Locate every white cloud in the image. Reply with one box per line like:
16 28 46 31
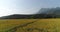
0 8 16 17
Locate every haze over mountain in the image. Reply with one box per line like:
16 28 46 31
38 7 60 14
0 7 60 19
0 0 60 17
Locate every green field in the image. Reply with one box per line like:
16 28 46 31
0 19 60 32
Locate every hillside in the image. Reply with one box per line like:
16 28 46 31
0 14 54 19
0 7 60 19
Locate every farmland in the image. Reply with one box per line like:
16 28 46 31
0 19 60 32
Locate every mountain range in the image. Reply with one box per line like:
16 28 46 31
0 7 60 19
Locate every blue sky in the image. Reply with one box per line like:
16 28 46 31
0 0 60 16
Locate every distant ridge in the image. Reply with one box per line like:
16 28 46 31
0 14 35 19
1 7 60 19
0 14 56 19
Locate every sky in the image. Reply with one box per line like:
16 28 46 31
0 0 60 17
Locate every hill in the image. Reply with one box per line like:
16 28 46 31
0 14 55 19
1 7 60 19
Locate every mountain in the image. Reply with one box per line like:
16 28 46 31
39 7 60 15
0 14 34 19
37 7 60 18
37 8 50 14
0 14 54 19
0 7 60 19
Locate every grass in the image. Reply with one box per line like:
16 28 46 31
0 19 60 32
